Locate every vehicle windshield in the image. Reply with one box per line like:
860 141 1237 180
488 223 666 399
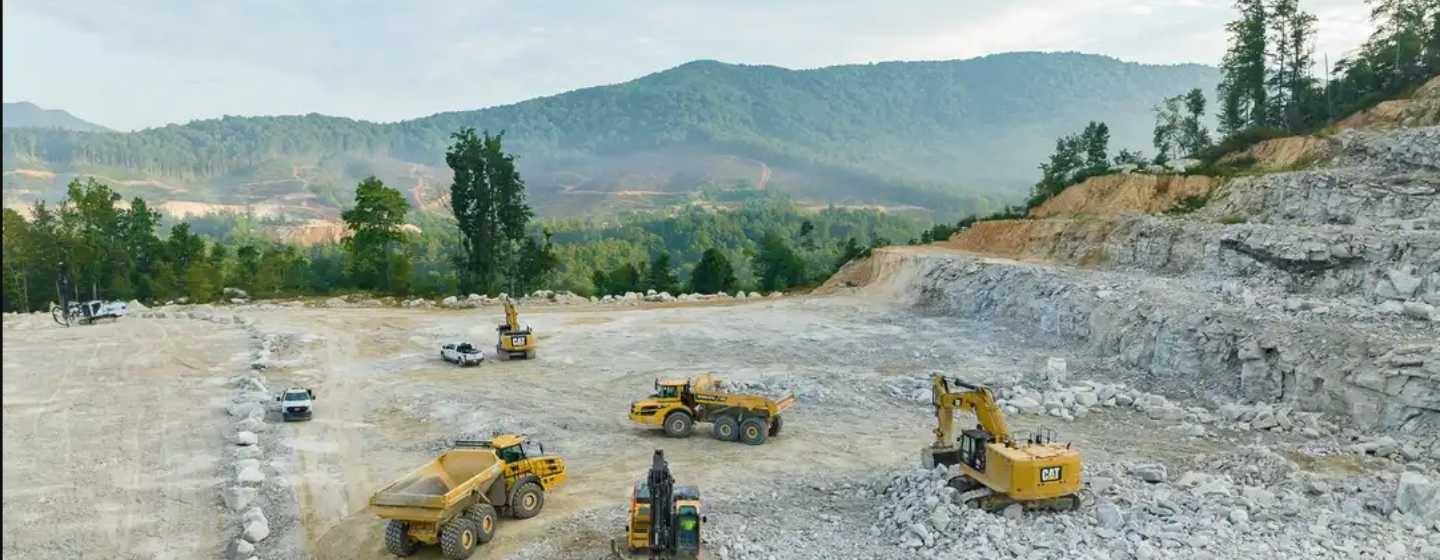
284 392 308 401
655 385 680 399
497 445 525 462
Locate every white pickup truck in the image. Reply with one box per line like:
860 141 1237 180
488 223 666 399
277 388 315 421
441 342 485 366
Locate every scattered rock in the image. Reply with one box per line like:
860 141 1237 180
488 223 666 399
1129 463 1168 483
233 431 258 446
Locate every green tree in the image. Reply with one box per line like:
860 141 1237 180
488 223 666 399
646 252 680 294
447 128 533 295
1180 88 1214 154
1218 0 1270 135
689 248 737 294
754 232 807 291
1267 0 1319 130
340 176 411 292
2 209 32 311
515 231 560 295
835 237 869 271
1080 121 1111 172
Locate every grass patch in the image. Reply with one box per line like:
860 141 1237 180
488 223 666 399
1165 194 1211 215
1218 215 1247 225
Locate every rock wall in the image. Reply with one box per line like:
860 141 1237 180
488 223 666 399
904 251 1439 432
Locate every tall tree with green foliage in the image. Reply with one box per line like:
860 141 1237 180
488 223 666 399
515 231 560 295
646 252 680 294
1219 0 1270 135
689 248 737 294
1180 89 1214 154
754 232 807 291
341 176 411 292
447 128 533 294
2 208 32 311
1080 121 1111 172
1268 0 1319 130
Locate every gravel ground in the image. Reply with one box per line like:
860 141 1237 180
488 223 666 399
4 289 1437 560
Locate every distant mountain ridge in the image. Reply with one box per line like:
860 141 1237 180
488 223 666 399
2 52 1218 219
3 101 111 132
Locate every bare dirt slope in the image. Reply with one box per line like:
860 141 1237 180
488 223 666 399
2 314 251 559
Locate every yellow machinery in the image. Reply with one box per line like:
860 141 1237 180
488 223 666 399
369 435 566 559
496 301 537 360
629 374 794 445
923 375 1082 511
625 450 703 559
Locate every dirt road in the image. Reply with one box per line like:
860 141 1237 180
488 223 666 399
2 315 250 559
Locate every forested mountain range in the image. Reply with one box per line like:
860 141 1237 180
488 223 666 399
2 102 111 132
2 52 1218 219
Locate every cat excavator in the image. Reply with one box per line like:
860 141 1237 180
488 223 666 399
922 374 1082 512
620 450 703 559
496 300 537 360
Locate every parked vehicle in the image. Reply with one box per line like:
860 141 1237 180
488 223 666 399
441 343 485 366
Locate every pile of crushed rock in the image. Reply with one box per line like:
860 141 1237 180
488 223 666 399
872 447 1439 559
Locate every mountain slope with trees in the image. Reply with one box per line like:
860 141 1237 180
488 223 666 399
2 53 1218 218
2 102 111 132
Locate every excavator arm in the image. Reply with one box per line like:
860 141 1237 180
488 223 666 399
502 301 521 332
931 375 1010 448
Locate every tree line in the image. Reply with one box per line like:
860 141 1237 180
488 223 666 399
2 131 922 312
983 0 1440 224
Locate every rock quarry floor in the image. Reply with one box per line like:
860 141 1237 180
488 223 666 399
3 286 1437 560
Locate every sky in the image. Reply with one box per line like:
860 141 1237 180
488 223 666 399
2 0 1374 132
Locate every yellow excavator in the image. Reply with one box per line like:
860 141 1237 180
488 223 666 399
922 374 1082 511
620 450 703 559
496 301 537 360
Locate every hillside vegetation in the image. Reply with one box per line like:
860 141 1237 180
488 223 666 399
2 53 1217 218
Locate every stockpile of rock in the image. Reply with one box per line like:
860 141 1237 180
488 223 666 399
872 447 1439 559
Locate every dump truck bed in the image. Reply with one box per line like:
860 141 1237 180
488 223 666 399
693 389 795 416
369 448 503 521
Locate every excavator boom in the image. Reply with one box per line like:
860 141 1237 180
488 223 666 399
932 375 1010 447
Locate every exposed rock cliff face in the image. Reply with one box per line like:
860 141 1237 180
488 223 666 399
834 123 1440 432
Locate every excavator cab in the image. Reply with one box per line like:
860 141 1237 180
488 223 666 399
958 429 992 472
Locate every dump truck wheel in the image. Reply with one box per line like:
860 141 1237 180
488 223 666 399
525 350 535 359
663 411 694 438
440 518 479 559
465 504 498 543
768 415 783 437
739 418 768 445
712 416 739 441
385 520 420 557
509 482 545 519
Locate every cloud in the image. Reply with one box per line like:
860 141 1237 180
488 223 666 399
1 0 1374 131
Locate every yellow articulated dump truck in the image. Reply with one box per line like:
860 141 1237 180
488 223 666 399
629 373 795 445
369 436 566 559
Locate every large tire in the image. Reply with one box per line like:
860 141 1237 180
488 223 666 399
440 518 479 559
663 411 694 438
525 350 536 359
465 504 498 543
768 414 783 437
712 415 739 442
384 519 420 557
509 482 545 519
739 417 768 445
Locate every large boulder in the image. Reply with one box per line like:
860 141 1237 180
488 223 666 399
1396 472 1439 523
